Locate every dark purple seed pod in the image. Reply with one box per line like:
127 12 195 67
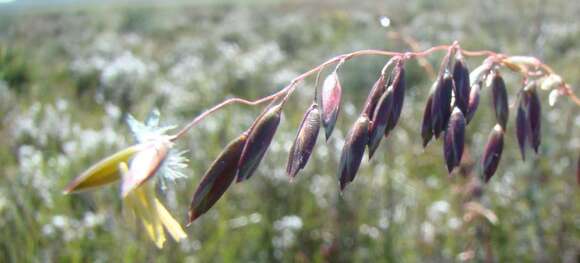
431 71 454 138
363 75 386 151
362 75 387 120
368 88 394 158
321 72 342 140
465 82 481 124
338 114 370 191
420 82 437 148
452 54 471 114
451 108 466 167
443 107 466 173
384 69 394 88
443 130 455 174
236 104 282 182
491 72 509 129
515 93 529 161
482 124 504 183
526 84 541 153
287 103 321 178
188 134 247 224
384 62 405 136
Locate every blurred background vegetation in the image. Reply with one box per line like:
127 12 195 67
0 0 578 262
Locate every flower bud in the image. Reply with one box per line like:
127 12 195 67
321 72 342 140
237 104 282 182
368 87 394 158
189 134 247 224
362 75 387 119
287 103 321 178
64 145 142 194
482 124 504 183
491 72 509 129
384 63 405 136
515 93 529 161
431 71 454 138
420 82 437 148
338 115 370 191
443 107 466 173
452 54 471 114
465 82 481 124
525 84 541 153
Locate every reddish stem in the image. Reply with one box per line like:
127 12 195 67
171 42 576 140
170 95 279 141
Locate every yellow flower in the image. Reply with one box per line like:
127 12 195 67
119 161 187 248
64 136 187 248
65 110 188 248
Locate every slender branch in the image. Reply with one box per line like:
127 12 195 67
562 84 580 106
461 49 498 57
170 42 577 141
387 31 436 78
171 49 401 140
170 95 280 141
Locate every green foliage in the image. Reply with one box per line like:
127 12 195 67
0 47 30 93
0 1 578 262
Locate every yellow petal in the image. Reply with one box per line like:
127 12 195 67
153 197 187 241
125 188 160 246
64 145 143 194
121 163 166 248
134 183 166 248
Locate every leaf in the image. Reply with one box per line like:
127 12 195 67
321 72 342 140
287 103 321 178
237 104 282 182
63 145 142 194
338 115 370 191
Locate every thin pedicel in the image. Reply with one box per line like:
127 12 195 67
170 43 577 142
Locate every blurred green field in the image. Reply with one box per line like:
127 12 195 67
0 1 579 262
